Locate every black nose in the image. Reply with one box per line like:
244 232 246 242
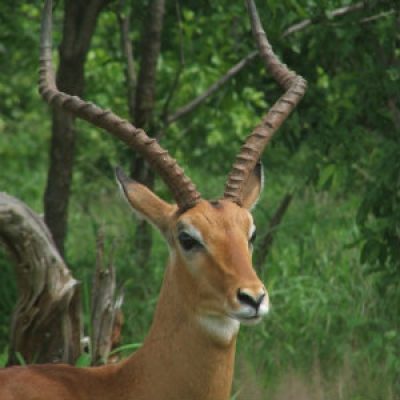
237 289 265 310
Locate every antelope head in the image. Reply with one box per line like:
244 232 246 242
115 161 267 344
38 0 306 345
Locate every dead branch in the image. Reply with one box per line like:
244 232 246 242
0 193 125 367
255 193 293 270
0 193 83 366
91 231 124 365
360 10 395 24
281 2 365 38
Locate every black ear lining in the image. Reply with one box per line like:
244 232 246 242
253 160 263 184
115 166 132 186
115 166 138 200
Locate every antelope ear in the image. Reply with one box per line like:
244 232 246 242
241 161 264 211
115 167 176 236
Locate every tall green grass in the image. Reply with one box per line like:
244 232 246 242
234 185 399 400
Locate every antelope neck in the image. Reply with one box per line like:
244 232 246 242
122 261 238 400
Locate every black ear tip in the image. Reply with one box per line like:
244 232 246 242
253 160 264 192
254 160 263 178
115 166 129 183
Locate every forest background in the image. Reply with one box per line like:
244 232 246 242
0 0 399 399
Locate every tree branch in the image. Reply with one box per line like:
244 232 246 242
255 193 293 270
360 10 395 24
161 0 185 128
116 0 137 120
167 50 257 124
281 2 365 38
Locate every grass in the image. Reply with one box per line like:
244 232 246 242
233 186 400 400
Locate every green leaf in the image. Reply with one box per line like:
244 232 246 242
75 353 92 367
266 0 277 16
108 343 142 356
15 352 26 366
360 240 381 265
318 164 336 188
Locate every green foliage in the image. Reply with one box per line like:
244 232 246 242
0 0 399 398
74 352 92 368
237 180 399 399
0 248 16 350
0 347 7 368
356 140 400 292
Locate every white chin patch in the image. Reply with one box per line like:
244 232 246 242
239 316 262 326
196 315 240 345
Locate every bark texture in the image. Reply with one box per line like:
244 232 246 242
91 232 124 365
130 0 166 267
44 0 107 256
0 193 82 366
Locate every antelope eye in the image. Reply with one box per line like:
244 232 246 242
178 232 203 252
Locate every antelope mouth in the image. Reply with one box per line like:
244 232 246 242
229 309 267 325
229 296 270 324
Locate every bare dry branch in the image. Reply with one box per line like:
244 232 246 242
281 2 365 38
0 193 83 366
360 9 395 24
255 193 293 270
91 231 122 365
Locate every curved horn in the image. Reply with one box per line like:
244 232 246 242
39 0 201 211
224 0 307 205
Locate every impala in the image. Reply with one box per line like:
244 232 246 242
0 0 306 399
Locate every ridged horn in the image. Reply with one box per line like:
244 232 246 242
224 0 307 205
39 0 201 211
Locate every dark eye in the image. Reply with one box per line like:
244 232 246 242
178 232 202 252
249 230 257 247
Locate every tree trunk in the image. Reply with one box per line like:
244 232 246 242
129 0 165 267
44 0 107 257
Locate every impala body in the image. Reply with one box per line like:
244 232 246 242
0 0 306 398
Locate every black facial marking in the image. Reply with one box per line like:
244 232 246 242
209 201 223 209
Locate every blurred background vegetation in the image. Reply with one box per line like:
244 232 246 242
0 0 399 399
